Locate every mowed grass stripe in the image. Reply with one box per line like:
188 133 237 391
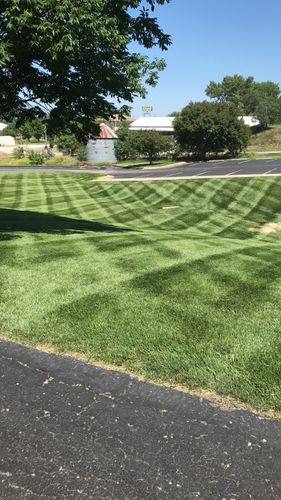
1 173 281 412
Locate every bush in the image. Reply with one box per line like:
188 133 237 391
76 146 87 161
13 146 25 159
28 150 46 165
56 134 82 155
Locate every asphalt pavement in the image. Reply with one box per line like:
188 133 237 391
1 158 281 180
1 340 281 499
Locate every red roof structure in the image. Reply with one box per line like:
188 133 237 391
93 123 118 139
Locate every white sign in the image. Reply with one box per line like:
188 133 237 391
142 106 153 113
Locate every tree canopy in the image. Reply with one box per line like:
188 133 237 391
115 129 172 163
206 75 281 128
174 101 250 159
0 0 171 141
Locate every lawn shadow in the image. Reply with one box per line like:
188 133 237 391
0 208 130 235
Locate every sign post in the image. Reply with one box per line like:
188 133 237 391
142 106 153 117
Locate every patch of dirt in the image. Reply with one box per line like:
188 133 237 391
249 222 281 234
94 175 114 181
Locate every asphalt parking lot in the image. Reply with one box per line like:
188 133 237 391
1 158 281 180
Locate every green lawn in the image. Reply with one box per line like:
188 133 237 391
1 173 281 412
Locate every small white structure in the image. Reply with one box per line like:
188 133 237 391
87 123 118 163
240 116 260 128
0 122 7 132
129 117 175 135
0 136 15 147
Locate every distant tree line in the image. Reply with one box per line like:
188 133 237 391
205 75 281 129
0 118 46 142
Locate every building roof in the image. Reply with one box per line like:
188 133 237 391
93 123 118 139
129 117 175 132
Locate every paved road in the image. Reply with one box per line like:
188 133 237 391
1 158 281 180
1 340 281 499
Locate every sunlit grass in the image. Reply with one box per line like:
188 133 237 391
1 172 281 411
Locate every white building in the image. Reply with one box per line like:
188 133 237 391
130 116 260 135
129 117 175 135
0 136 15 147
239 116 260 128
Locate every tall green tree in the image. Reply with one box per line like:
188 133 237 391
206 75 281 128
0 1 172 141
133 130 172 164
174 101 250 159
19 118 46 141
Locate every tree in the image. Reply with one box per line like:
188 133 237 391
115 122 136 160
31 118 46 142
206 75 281 128
174 101 250 159
19 122 34 142
19 118 46 141
56 134 82 156
0 1 171 141
133 130 172 164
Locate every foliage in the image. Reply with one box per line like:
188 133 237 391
19 122 34 142
0 1 171 141
115 122 136 161
13 146 25 159
56 134 82 156
76 146 87 162
134 130 173 164
116 130 172 163
174 101 250 159
116 121 131 141
27 151 46 165
29 118 46 142
206 75 281 128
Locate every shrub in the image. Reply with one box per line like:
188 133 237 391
56 134 82 155
76 146 87 162
28 150 46 165
13 146 25 159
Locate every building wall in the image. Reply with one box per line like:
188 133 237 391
86 139 117 162
0 136 15 147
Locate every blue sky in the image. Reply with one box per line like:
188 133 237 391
130 0 281 117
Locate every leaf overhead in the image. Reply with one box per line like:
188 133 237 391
0 0 172 140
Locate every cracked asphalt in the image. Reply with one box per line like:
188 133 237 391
1 340 281 499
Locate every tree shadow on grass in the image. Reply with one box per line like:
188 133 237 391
0 208 130 235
